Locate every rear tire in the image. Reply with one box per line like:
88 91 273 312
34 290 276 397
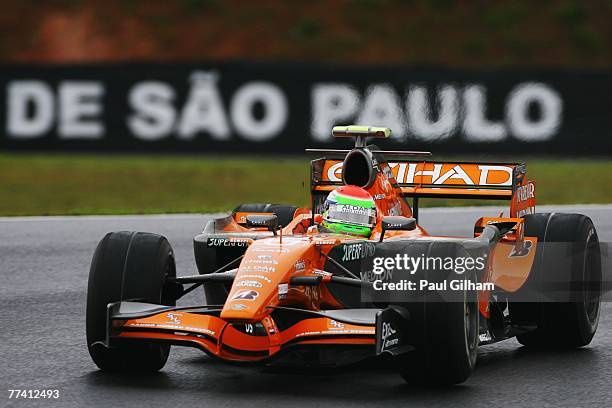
86 231 177 371
511 213 601 347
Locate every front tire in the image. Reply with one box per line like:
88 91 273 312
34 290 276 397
86 231 176 371
399 244 480 385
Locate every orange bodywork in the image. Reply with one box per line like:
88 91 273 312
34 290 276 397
116 312 375 362
109 152 539 362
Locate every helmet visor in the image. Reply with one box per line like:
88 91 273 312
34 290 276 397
326 204 376 227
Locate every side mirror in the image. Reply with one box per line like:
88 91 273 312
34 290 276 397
380 216 416 242
246 214 279 235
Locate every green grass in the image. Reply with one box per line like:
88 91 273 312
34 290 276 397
0 153 611 216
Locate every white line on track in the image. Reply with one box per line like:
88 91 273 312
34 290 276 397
0 213 227 222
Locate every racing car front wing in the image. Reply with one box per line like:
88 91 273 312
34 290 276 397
95 301 412 364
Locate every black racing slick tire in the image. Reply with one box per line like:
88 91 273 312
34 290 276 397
399 244 480 385
511 213 601 348
86 231 177 371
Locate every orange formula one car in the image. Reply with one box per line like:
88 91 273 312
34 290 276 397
86 126 602 384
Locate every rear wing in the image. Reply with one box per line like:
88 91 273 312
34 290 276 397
310 158 536 218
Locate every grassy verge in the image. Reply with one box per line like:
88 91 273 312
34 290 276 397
0 153 610 216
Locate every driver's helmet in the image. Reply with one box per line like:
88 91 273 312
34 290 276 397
321 185 377 237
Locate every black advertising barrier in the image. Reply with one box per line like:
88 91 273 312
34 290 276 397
0 61 611 154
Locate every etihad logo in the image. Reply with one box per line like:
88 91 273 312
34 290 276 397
325 161 514 187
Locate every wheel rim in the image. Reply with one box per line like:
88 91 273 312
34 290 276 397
583 232 601 326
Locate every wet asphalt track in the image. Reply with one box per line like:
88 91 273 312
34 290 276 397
2 205 612 408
